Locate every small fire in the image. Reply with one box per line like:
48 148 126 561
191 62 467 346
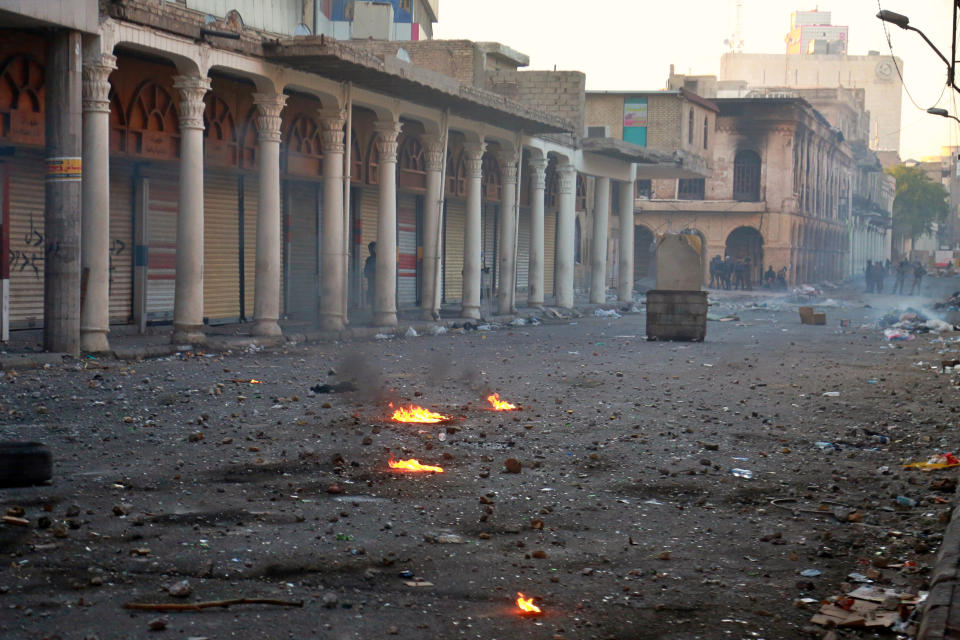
390 404 450 423
487 393 518 411
388 458 444 473
516 592 542 615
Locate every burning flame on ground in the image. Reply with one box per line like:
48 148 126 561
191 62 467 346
516 592 542 615
390 403 450 423
388 458 444 473
487 393 518 411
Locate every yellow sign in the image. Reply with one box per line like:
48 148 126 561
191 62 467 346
45 156 82 182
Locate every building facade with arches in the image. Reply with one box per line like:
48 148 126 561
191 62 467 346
631 97 854 288
0 0 665 352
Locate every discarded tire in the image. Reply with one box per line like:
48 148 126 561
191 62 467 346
0 442 52 488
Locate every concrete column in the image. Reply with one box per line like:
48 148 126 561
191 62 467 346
555 162 577 309
44 30 83 356
617 179 634 302
461 142 485 319
251 92 286 337
171 75 210 344
590 176 610 304
527 157 547 307
497 149 519 315
80 52 116 353
421 134 445 320
373 119 402 327
319 108 346 331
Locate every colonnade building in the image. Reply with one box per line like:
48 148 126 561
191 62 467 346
0 0 710 353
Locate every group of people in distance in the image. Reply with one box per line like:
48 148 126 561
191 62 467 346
864 258 926 295
708 255 787 291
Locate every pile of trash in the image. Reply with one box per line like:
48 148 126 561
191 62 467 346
788 284 822 301
932 290 960 313
878 307 956 340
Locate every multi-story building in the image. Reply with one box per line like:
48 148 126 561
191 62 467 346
0 0 700 351
715 8 902 153
622 97 854 286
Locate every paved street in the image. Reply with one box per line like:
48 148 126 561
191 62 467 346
2 280 960 639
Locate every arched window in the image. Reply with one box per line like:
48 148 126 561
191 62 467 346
126 80 179 158
733 149 762 202
688 107 694 145
0 54 44 144
446 149 466 197
367 134 381 185
481 154 501 201
575 174 586 210
204 95 237 165
400 136 425 173
545 163 558 208
284 113 323 177
350 132 363 182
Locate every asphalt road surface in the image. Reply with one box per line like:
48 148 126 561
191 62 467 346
2 278 960 640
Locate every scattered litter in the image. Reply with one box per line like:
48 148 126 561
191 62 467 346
730 468 754 479
476 324 495 331
430 325 448 336
509 317 527 326
800 569 822 577
593 308 621 318
374 333 393 341
904 452 960 471
810 584 924 630
707 313 740 322
404 326 419 338
883 328 914 341
821 391 840 397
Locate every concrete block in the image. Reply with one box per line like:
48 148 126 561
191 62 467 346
656 234 702 291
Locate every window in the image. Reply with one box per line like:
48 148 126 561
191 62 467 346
703 116 709 149
636 179 652 199
677 178 704 200
733 150 762 202
688 108 694 145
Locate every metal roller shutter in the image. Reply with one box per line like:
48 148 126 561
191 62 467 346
203 171 240 323
143 170 178 322
397 192 418 307
285 181 318 320
544 209 556 298
8 154 45 328
482 203 498 295
516 206 530 292
242 175 258 321
359 188 379 309
443 199 464 303
108 164 134 324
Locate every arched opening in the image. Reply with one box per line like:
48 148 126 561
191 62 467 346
733 149 761 202
634 225 655 288
725 226 764 288
0 53 44 144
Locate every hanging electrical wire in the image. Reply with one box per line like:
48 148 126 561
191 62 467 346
877 0 950 112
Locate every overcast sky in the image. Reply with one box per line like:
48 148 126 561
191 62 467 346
435 0 958 162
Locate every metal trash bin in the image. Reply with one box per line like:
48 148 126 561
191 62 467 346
645 290 708 342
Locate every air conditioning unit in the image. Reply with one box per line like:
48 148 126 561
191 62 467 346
585 125 610 139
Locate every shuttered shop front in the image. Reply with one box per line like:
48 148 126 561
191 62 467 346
242 175 258 321
143 169 178 322
203 171 240 323
397 193 418 307
516 207 530 292
285 181 318 320
544 209 556 298
358 188 379 308
443 199 465 303
481 203 498 294
8 155 45 328
108 164 134 324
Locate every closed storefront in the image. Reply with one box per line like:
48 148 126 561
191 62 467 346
203 171 241 323
516 207 530 292
544 209 556 298
241 175 258 321
397 192 418 307
108 164 134 324
482 203 498 296
8 154 44 328
443 199 465 303
359 187 378 308
284 180 319 320
143 169 178 322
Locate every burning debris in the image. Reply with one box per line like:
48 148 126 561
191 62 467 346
516 592 542 615
389 404 451 424
486 393 518 411
388 458 444 473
